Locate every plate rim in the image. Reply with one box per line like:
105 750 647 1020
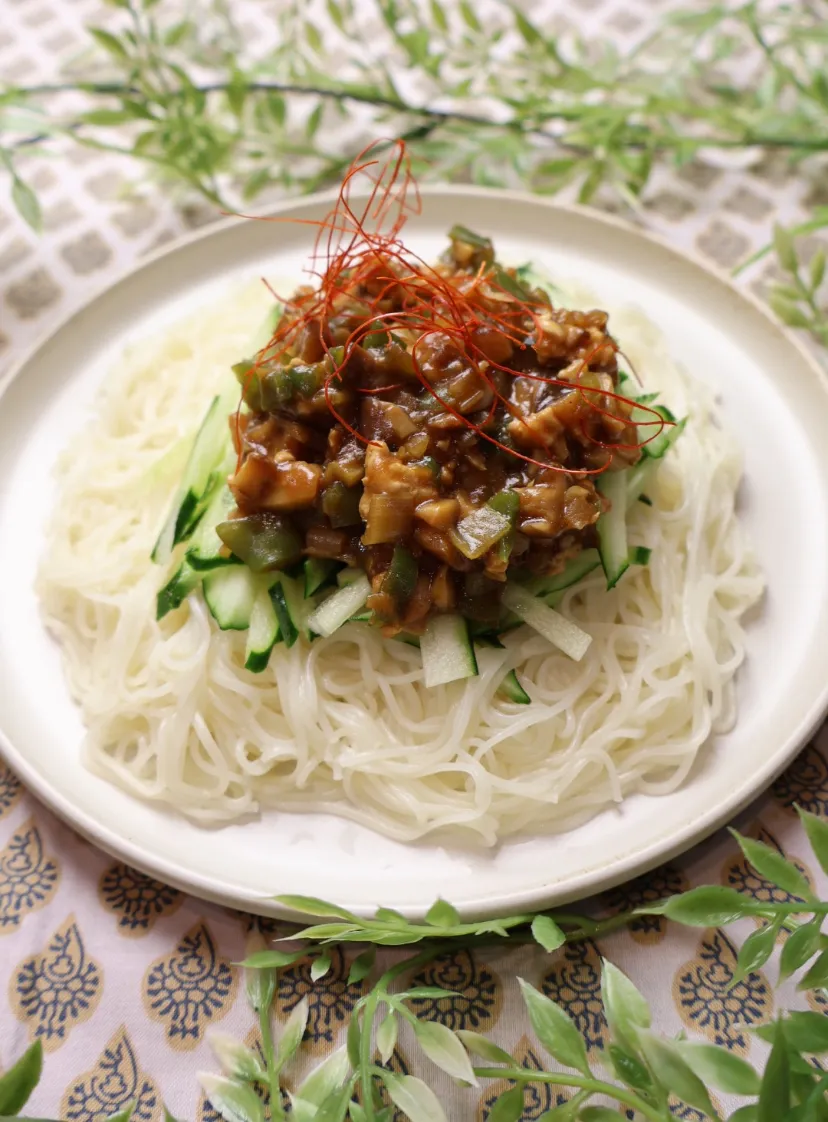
2 184 827 920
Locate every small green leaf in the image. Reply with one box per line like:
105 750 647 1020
242 168 272 202
778 1011 828 1053
646 885 763 926
770 283 803 302
348 1103 367 1122
105 1103 135 1122
348 949 375 985
275 895 359 921
266 94 286 127
0 1040 43 1115
208 1032 265 1082
729 1107 759 1122
306 103 324 139
676 1041 761 1095
11 176 41 233
537 158 577 179
289 923 361 942
730 831 815 901
374 907 408 925
798 807 828 874
577 162 606 204
377 1010 398 1064
773 224 798 274
779 918 822 982
731 920 780 985
769 294 810 329
411 1019 478 1085
305 21 323 52
608 1044 651 1092
199 1074 265 1122
294 1046 350 1108
88 26 130 58
238 950 305 970
456 1030 514 1066
459 0 481 31
512 7 543 45
518 979 590 1076
797 949 828 991
758 1021 790 1122
803 1074 828 1120
424 899 461 928
809 250 826 292
398 986 460 1000
227 70 247 117
314 1080 358 1122
537 1108 577 1122
486 1085 523 1122
600 960 651 1057
276 996 309 1070
164 20 192 47
429 0 448 32
381 1072 447 1122
534 1108 574 1122
243 933 276 1015
80 109 136 126
346 1011 361 1070
326 0 345 31
311 951 332 981
579 1109 628 1122
638 1031 717 1116
531 915 566 952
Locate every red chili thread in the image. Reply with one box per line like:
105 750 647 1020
231 138 672 475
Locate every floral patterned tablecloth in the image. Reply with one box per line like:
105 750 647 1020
2 1 828 1119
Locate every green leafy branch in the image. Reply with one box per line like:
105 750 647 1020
6 809 827 1122
0 0 826 349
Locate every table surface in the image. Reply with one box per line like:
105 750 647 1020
2 2 828 1119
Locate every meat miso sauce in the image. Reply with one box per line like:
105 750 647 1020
221 225 650 639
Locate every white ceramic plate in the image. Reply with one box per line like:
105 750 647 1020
2 187 828 921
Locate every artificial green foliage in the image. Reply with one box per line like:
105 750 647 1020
0 0 825 346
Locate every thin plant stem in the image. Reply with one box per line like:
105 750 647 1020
473 1066 670 1122
9 81 828 158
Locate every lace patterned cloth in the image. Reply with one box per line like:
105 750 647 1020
1 1 827 1119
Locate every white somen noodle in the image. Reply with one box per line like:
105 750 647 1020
37 281 764 845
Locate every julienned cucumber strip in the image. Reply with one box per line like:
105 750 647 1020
156 559 201 620
203 564 258 630
501 583 592 662
187 482 235 571
304 558 338 598
630 546 652 565
307 575 371 637
151 385 238 565
498 669 530 704
626 418 686 505
420 614 478 688
526 548 601 600
245 587 281 672
596 471 629 589
642 407 684 459
626 459 655 504
268 573 315 647
152 305 281 568
269 583 298 647
337 567 367 588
